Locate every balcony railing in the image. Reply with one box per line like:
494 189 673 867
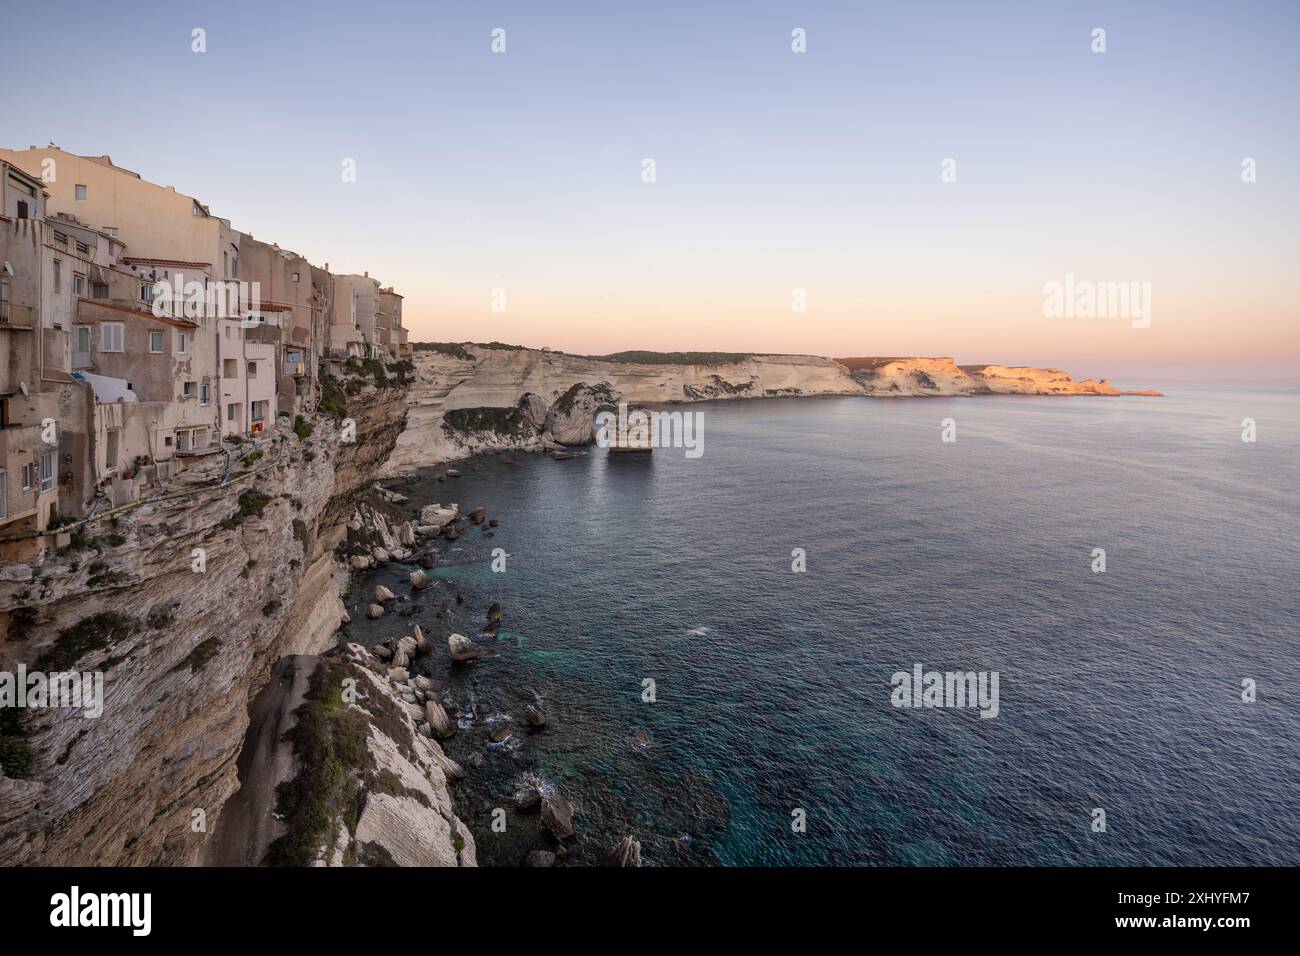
0 302 36 328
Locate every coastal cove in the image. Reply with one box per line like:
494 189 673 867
345 388 1300 866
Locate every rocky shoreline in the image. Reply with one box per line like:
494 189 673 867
327 467 647 866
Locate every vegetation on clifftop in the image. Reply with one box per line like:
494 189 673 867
585 350 755 365
413 341 475 361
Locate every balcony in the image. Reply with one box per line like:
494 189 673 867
0 302 36 329
175 427 220 457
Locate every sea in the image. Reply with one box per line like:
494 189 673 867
346 387 1300 866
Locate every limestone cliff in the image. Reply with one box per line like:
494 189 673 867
0 363 470 866
385 345 1138 471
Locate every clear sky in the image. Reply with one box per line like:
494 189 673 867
3 0 1297 383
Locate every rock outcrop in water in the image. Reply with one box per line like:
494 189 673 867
384 345 1148 471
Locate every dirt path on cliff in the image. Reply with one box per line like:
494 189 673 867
201 654 317 866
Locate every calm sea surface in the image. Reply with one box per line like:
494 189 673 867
348 388 1300 865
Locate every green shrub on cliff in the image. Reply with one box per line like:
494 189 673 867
413 341 474 360
0 706 35 779
36 611 138 671
238 489 272 519
442 405 528 438
361 358 388 387
317 373 348 421
266 661 371 866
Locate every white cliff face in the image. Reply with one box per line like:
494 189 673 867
962 364 1120 395
0 369 471 867
326 644 476 867
385 346 1128 470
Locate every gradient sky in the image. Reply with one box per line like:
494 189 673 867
4 0 1298 383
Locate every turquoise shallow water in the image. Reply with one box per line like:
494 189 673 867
348 388 1300 865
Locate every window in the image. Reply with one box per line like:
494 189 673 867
16 200 28 219
0 471 5 520
53 231 68 247
182 381 197 398
292 272 300 282
227 403 238 422
103 226 117 237
103 433 118 472
177 331 191 353
164 435 173 448
74 325 92 353
251 400 268 422
223 358 237 378
247 361 257 378
75 240 90 255
100 321 124 352
53 259 62 293
73 273 85 296
92 282 108 299
140 282 153 303
149 330 164 353
231 255 237 279
21 463 35 491
75 184 87 201
40 451 55 492
200 383 210 405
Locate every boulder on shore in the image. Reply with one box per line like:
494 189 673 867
374 585 396 603
419 503 459 526
541 794 576 841
366 603 385 620
448 633 481 663
410 570 434 591
605 836 642 867
487 602 502 623
425 700 456 739
526 704 546 728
